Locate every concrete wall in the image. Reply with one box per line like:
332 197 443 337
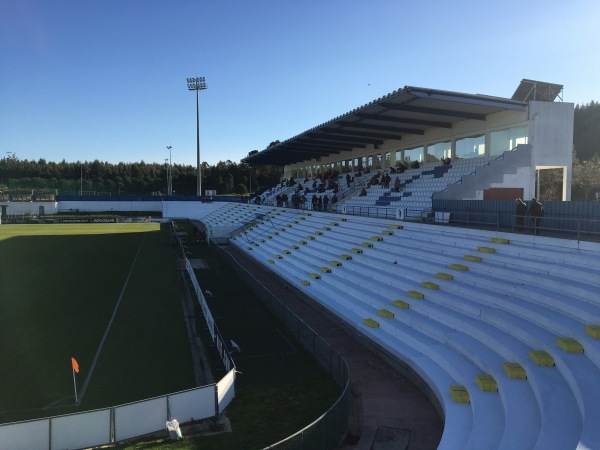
0 201 58 216
57 200 162 213
528 101 574 200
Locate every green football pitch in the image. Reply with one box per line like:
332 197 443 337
0 223 195 423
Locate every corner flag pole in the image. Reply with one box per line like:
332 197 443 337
71 357 80 405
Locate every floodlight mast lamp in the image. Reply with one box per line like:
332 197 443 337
187 77 207 197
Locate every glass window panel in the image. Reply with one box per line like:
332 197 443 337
404 146 424 162
455 135 485 159
490 126 528 156
427 141 451 162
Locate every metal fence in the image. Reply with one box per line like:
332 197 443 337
432 199 600 241
214 244 352 449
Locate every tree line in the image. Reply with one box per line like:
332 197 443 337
1 102 599 199
0 157 282 197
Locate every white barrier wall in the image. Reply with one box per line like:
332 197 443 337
217 370 236 413
51 409 111 450
169 387 216 423
0 378 234 449
57 200 162 213
0 201 57 216
115 397 167 442
0 418 49 450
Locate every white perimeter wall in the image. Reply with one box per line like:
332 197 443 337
58 200 163 213
0 381 232 450
0 202 58 216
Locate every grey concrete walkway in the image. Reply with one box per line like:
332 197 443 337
227 245 443 450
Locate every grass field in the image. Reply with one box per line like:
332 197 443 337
117 229 342 449
0 223 195 423
0 221 342 449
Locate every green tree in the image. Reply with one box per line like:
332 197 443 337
572 153 600 200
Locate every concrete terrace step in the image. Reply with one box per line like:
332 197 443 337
200 204 600 448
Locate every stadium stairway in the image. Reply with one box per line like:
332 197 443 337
201 203 600 450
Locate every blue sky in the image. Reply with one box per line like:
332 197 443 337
1 0 599 167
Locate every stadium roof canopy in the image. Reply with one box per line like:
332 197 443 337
242 85 527 166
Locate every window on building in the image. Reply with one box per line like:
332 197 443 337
404 146 424 162
455 135 485 159
490 126 528 157
395 149 402 165
427 141 451 162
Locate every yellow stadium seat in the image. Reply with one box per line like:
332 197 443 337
503 362 526 379
450 385 470 403
585 325 600 339
377 309 394 318
436 273 454 280
556 337 584 353
530 350 555 366
392 300 410 309
476 374 498 392
363 318 379 328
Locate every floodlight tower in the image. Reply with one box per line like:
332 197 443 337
187 77 207 197
166 146 172 195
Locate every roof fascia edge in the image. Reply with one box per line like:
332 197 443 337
404 86 527 111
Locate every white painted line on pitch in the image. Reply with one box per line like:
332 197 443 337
76 227 149 405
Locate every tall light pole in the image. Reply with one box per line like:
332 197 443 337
187 77 207 197
166 146 172 195
164 158 169 195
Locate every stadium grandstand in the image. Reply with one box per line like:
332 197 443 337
244 79 573 221
166 80 598 449
3 79 600 449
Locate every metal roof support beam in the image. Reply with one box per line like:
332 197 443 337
321 128 403 140
353 113 453 129
379 103 487 121
301 134 377 144
301 135 384 146
338 121 425 135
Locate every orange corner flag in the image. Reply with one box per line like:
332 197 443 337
71 357 79 374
